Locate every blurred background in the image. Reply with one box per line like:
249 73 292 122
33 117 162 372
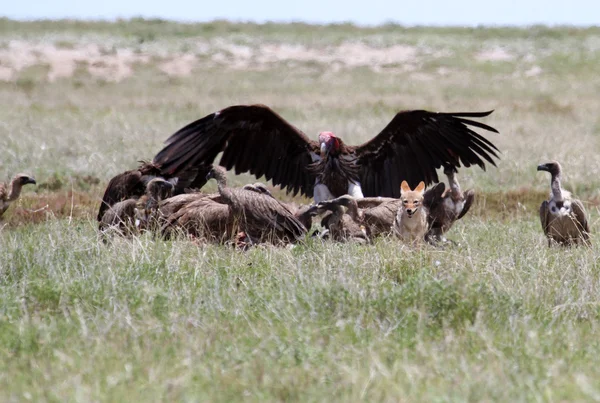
4 0 600 25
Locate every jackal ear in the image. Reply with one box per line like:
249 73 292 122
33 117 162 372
415 181 425 193
400 180 411 194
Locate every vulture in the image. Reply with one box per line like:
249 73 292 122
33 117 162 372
97 161 211 223
537 161 590 246
161 193 234 242
0 173 36 219
161 181 315 244
314 203 370 243
153 104 500 202
311 195 399 240
205 166 308 244
99 177 175 236
426 167 475 244
158 192 209 218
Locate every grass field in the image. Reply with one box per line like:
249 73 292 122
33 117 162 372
2 19 600 401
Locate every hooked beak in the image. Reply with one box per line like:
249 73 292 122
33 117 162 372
25 178 37 185
537 164 548 172
320 142 327 155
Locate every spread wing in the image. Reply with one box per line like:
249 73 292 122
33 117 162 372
153 104 320 198
539 200 550 235
353 110 500 197
571 199 590 241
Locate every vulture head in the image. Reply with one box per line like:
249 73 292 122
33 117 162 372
537 161 562 177
206 166 228 184
318 131 341 156
146 178 175 201
14 173 37 187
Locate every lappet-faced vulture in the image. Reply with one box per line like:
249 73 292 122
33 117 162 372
153 104 500 202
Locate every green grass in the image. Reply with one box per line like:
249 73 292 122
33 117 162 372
2 18 600 400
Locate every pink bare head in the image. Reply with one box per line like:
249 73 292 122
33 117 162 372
318 131 340 154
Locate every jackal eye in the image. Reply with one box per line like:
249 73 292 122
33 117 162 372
403 200 408 204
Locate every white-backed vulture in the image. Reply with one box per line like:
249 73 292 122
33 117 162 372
97 161 211 223
537 161 590 246
307 201 369 243
426 167 475 243
158 192 209 218
160 193 234 242
0 173 36 219
100 177 175 236
153 104 500 203
206 166 308 244
160 187 315 244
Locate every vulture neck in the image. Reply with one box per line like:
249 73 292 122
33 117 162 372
550 172 565 202
214 173 234 203
143 192 160 212
7 179 25 201
345 199 363 222
294 205 315 231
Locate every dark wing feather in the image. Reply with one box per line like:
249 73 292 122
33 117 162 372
423 183 446 210
571 199 590 242
97 169 148 222
353 110 500 197
97 161 209 222
153 104 320 198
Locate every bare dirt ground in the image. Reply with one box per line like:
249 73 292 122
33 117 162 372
0 39 522 82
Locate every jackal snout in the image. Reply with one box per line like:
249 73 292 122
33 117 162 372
400 181 425 216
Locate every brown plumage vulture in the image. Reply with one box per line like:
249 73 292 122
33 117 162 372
153 104 500 202
0 173 36 219
99 177 175 236
317 203 370 243
97 161 211 223
206 166 307 244
537 161 590 246
312 195 397 240
161 193 234 242
426 167 475 244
